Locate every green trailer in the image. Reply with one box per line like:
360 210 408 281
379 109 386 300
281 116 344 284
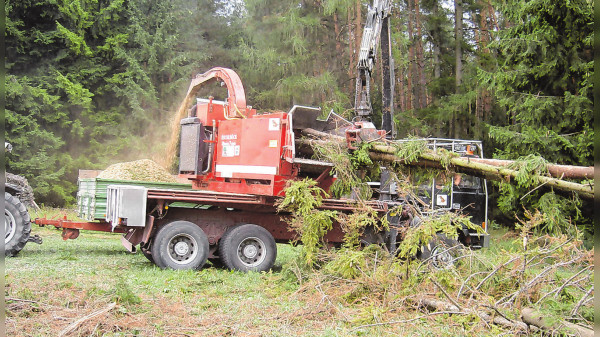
77 177 193 221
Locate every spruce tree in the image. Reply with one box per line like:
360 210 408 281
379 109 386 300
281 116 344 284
5 0 210 206
481 0 593 166
479 0 593 234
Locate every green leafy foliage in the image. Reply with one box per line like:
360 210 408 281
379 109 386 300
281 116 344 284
313 140 373 200
277 178 327 216
394 138 428 164
279 178 388 266
323 248 370 279
295 210 337 265
495 155 589 235
339 206 388 249
508 154 549 187
5 0 218 206
536 193 582 235
435 148 459 170
350 142 374 168
278 179 337 265
398 212 482 259
237 0 350 110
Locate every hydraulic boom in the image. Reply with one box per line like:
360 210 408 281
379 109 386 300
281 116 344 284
354 0 394 138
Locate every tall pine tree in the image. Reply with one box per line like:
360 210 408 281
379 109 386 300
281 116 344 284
479 0 593 234
5 0 209 205
481 0 593 166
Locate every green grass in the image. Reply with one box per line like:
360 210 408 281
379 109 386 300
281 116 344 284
6 225 313 336
4 228 464 336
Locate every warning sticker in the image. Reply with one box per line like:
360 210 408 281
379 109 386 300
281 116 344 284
222 142 237 157
436 194 448 206
268 118 281 131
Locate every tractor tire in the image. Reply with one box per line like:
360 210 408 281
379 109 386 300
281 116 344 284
151 221 209 270
219 224 276 272
5 192 31 257
418 233 463 270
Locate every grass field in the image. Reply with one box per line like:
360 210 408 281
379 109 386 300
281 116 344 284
5 209 594 336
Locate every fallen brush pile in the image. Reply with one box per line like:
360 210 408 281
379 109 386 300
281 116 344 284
97 159 177 183
275 178 594 335
278 230 594 336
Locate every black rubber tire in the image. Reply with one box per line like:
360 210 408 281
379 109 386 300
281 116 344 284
6 173 38 210
141 246 154 263
151 221 209 270
418 233 462 269
219 224 277 272
5 192 31 257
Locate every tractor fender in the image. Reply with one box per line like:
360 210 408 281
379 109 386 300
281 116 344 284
5 176 40 211
5 183 24 196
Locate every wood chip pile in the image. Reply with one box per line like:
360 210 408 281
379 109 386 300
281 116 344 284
97 159 177 183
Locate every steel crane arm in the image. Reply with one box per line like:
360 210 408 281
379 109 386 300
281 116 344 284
186 67 249 118
357 0 392 73
354 0 393 120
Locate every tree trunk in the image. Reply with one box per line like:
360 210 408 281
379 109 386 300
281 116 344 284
355 0 362 65
488 0 499 31
453 0 463 138
455 0 463 91
407 0 415 112
333 11 342 69
348 8 355 96
414 0 427 109
380 17 394 137
295 134 594 199
466 158 594 179
432 1 441 80
521 308 594 337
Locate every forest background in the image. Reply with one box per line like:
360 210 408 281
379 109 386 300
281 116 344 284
5 0 594 233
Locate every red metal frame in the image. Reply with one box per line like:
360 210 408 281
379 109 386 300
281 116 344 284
34 216 127 241
147 189 270 205
147 188 390 213
33 185 396 255
35 217 123 232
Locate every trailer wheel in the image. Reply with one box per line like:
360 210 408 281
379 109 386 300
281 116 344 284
418 234 462 270
5 192 31 257
219 224 276 272
151 221 209 270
